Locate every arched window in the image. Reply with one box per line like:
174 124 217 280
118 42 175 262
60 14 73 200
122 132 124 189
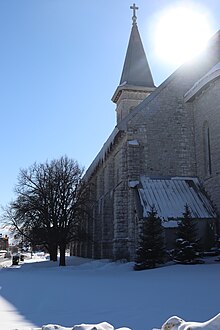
203 121 212 176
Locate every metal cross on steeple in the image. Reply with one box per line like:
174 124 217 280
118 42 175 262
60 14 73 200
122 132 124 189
130 3 138 24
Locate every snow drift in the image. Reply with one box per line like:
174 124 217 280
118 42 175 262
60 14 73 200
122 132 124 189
159 313 220 330
36 314 220 330
36 322 130 330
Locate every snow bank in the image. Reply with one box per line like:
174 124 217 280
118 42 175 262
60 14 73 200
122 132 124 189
37 314 220 330
36 322 131 330
161 313 220 330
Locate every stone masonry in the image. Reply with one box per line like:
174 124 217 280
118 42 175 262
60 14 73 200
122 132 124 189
70 9 220 261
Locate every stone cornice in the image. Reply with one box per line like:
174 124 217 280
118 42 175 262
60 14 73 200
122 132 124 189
112 84 155 103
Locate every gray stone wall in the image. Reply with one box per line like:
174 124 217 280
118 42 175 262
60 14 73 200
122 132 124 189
126 74 197 177
70 32 220 261
193 79 220 214
123 39 220 179
116 90 151 123
82 133 132 260
112 140 129 259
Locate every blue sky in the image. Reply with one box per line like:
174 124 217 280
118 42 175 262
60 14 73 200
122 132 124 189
0 0 220 207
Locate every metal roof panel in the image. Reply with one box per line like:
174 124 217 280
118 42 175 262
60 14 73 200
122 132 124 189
138 176 216 219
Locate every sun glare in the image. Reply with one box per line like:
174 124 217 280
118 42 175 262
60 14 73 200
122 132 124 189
154 3 213 66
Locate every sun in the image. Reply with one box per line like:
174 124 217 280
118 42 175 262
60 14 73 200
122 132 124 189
153 2 214 66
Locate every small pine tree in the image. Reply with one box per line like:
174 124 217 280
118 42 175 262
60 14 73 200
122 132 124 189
134 206 165 270
174 204 199 264
178 204 198 243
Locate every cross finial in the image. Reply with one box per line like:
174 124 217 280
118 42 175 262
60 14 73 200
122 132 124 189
130 3 138 24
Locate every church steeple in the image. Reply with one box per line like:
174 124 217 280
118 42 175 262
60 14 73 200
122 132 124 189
120 3 154 88
112 4 155 123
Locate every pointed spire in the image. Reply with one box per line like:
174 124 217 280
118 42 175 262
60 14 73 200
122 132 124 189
119 5 154 87
112 4 155 123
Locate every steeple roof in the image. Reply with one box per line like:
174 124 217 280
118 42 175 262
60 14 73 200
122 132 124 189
112 4 155 104
119 8 155 88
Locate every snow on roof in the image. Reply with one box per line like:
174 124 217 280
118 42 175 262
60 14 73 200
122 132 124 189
184 61 220 102
138 176 216 220
84 127 120 181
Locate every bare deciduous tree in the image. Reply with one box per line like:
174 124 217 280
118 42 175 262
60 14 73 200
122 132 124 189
3 156 92 266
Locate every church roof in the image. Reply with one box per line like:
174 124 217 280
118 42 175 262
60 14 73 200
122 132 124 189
119 9 155 88
136 176 216 220
184 61 220 102
84 127 120 180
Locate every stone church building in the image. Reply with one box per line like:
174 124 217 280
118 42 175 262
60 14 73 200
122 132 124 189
71 5 220 260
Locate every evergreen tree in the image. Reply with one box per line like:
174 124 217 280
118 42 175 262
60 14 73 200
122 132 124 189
134 206 165 270
174 204 199 264
203 221 216 251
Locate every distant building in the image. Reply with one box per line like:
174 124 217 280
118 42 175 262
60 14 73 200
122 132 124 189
0 235 9 250
71 5 219 260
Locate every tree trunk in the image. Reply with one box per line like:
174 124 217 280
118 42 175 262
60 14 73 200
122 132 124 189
59 242 66 266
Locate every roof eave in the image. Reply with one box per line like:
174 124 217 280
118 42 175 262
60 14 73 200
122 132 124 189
184 67 220 102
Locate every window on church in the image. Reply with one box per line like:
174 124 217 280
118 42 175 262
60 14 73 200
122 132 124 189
203 121 212 176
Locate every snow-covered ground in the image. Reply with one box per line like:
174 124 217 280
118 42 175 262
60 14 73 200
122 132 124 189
0 254 219 330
